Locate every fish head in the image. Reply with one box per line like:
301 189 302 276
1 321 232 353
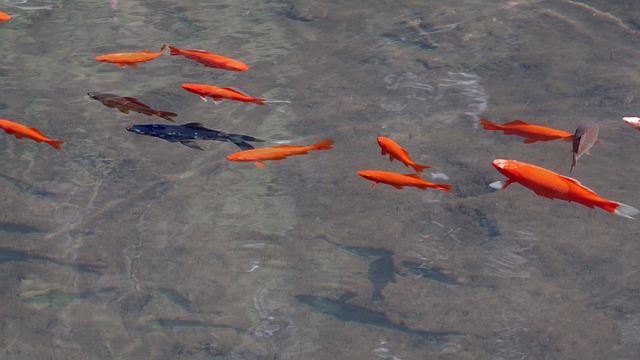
181 83 201 94
376 136 388 149
491 159 522 179
623 117 640 130
357 170 380 182
126 124 165 136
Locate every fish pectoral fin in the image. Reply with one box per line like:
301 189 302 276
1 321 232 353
254 162 266 168
200 96 208 102
595 139 603 145
392 184 404 190
126 63 138 68
523 138 538 144
370 183 378 188
212 99 223 105
179 140 203 150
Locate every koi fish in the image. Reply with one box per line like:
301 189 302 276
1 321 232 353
126 123 264 150
0 11 10 21
490 159 639 218
181 83 290 105
226 140 333 168
87 92 177 122
358 170 452 192
377 136 430 173
0 119 63 149
570 122 601 173
623 117 640 131
478 119 573 143
168 46 248 71
95 44 167 68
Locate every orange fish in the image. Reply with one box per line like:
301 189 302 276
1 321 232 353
479 119 573 143
377 136 430 173
358 170 452 192
0 11 10 21
95 44 167 68
226 140 333 167
491 159 639 218
0 119 63 149
181 83 267 105
168 46 248 71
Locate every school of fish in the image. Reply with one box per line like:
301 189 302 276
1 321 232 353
0 10 638 221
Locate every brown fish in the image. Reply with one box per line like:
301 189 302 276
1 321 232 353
571 122 601 173
88 92 177 122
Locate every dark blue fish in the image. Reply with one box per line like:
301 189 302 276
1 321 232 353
126 122 264 150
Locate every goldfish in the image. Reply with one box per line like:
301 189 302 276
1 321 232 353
623 117 640 131
0 119 63 149
490 159 639 218
88 92 177 122
181 83 290 105
168 46 248 71
478 119 573 143
570 122 601 173
358 170 452 192
0 11 10 21
226 140 333 167
95 44 167 68
126 123 263 150
377 136 430 173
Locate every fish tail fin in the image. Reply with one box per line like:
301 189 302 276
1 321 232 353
411 163 432 173
489 181 505 190
168 45 180 56
478 119 500 130
159 43 167 53
226 133 265 144
157 111 178 122
610 202 640 219
434 183 453 192
311 139 334 150
563 135 574 142
47 140 64 150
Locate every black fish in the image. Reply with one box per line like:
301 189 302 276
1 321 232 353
401 261 461 286
295 294 462 341
0 247 106 275
88 92 177 122
126 123 264 150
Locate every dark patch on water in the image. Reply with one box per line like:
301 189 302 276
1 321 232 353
0 222 42 233
0 247 106 275
401 261 461 286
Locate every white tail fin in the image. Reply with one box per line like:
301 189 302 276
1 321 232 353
263 99 292 105
489 181 504 190
613 202 640 219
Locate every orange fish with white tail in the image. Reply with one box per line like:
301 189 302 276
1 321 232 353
181 83 290 105
226 139 333 167
95 44 167 68
377 136 430 173
169 46 248 71
358 170 452 192
0 119 64 149
490 159 639 218
479 119 573 143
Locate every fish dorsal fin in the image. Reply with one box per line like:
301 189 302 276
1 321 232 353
182 122 211 131
221 87 250 97
504 120 528 126
404 173 422 179
124 97 151 108
28 127 45 136
401 148 410 156
561 175 598 195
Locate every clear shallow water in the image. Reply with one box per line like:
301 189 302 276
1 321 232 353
1 0 640 358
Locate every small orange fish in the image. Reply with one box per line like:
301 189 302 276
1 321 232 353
226 140 333 167
95 44 167 68
169 46 248 71
0 119 63 149
491 159 639 218
377 136 430 173
479 119 573 144
358 170 452 192
181 83 266 105
0 11 10 21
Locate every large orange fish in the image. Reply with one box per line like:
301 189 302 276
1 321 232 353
490 159 639 218
226 140 333 167
377 136 430 173
0 11 10 21
95 44 167 68
0 119 63 149
358 170 452 192
479 119 573 143
169 46 248 71
181 83 266 105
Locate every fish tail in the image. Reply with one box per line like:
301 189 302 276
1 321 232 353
478 119 501 130
311 139 334 150
262 99 292 105
411 163 432 173
157 111 178 122
226 133 265 144
609 202 640 219
168 45 180 56
47 140 64 150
